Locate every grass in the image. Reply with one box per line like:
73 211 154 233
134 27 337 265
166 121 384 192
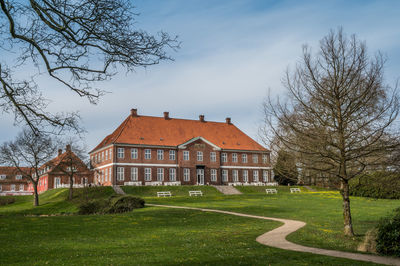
0 185 398 265
121 185 221 197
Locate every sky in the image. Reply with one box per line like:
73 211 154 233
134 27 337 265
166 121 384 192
1 0 399 152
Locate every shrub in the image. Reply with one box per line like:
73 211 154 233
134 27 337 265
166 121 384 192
376 208 400 257
349 171 400 199
78 199 108 215
0 197 16 206
107 195 145 214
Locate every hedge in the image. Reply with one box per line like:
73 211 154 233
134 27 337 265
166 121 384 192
349 171 400 199
376 208 400 257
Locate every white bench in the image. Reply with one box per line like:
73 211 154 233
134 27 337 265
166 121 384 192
157 191 172 197
164 181 181 186
124 181 142 186
189 191 203 197
266 182 279 186
266 188 278 194
290 188 301 193
145 181 163 186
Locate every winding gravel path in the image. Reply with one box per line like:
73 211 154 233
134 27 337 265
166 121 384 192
147 203 400 265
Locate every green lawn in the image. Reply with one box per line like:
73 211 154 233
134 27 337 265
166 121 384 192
0 186 398 265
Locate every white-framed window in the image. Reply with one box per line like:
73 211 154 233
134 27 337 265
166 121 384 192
131 148 138 159
183 151 189 161
169 150 176 160
243 170 248 182
232 153 238 163
16 175 22 180
0 174 6 180
242 154 248 163
145 168 152 181
19 184 24 191
262 154 269 164
0 184 2 191
233 170 239 182
169 168 176 181
197 151 203 161
183 168 190 181
105 150 108 160
11 184 15 191
211 169 217 182
131 167 138 181
144 149 151 160
117 148 124 159
95 154 98 163
157 168 164 181
109 168 112 182
210 152 216 162
222 170 228 182
101 151 104 161
221 153 227 163
117 167 124 181
253 170 259 182
263 170 269 182
105 169 108 182
253 154 258 163
157 150 164 160
109 149 113 159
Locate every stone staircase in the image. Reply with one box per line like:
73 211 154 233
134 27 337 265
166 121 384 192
112 185 126 195
213 185 242 195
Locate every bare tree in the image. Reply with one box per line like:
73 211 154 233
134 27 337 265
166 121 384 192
263 28 400 236
0 0 179 134
0 129 57 206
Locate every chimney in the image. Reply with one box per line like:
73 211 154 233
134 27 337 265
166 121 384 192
164 111 170 120
199 115 205 122
226 117 231 124
66 144 71 152
58 149 62 156
131 108 138 117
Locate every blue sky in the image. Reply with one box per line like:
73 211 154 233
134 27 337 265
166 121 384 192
1 0 399 151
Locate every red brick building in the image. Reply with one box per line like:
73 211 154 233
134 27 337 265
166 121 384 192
90 109 273 186
1 145 93 196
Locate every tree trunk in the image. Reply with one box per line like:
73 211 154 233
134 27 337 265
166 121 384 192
33 183 39 206
68 175 73 200
340 179 354 236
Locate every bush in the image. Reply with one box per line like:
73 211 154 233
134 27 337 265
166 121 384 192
78 195 145 215
376 208 400 257
0 197 16 206
349 171 400 199
107 195 145 214
78 199 108 215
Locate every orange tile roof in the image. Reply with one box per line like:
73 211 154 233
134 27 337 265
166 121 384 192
91 114 268 152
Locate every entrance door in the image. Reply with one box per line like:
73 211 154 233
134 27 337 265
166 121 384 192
54 177 61 188
196 169 204 185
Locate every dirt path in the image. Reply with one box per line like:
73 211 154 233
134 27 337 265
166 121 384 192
147 203 400 265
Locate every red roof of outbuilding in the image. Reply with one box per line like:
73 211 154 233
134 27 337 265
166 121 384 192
91 114 267 153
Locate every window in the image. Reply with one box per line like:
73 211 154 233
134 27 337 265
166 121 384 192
101 170 104 183
157 168 164 181
19 184 24 191
117 148 124 158
131 167 138 181
131 148 138 159
221 153 227 162
109 168 112 182
233 170 239 182
0 174 5 180
243 170 248 182
183 168 190 181
105 169 108 182
210 152 216 162
144 149 151 160
253 154 258 163
11 184 15 191
109 149 112 159
183 151 189 161
263 170 269 182
145 168 152 181
232 153 238 163
157 150 164 160
197 151 203 161
117 167 124 181
169 150 176 160
101 151 104 161
253 170 259 182
211 169 217 182
242 154 248 163
105 150 108 160
95 154 98 163
222 170 228 182
169 168 176 181
16 175 22 180
0 184 2 191
262 154 269 164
